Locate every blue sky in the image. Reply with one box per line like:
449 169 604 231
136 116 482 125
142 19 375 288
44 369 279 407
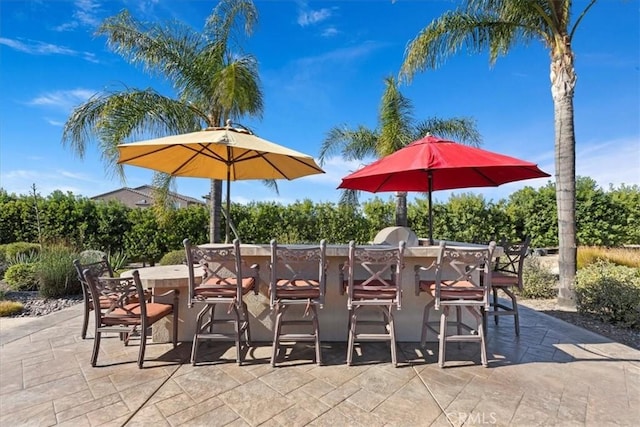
1 0 638 206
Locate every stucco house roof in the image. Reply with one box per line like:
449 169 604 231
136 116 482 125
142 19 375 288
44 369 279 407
91 185 205 209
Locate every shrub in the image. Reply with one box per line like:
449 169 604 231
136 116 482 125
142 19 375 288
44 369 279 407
575 261 640 328
0 300 24 316
79 249 108 263
4 263 39 291
159 249 186 266
4 242 41 259
519 256 557 299
0 245 7 279
36 245 81 298
108 250 129 271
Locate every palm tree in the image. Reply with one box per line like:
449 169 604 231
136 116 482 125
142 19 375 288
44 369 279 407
319 76 481 226
62 0 263 243
399 0 597 309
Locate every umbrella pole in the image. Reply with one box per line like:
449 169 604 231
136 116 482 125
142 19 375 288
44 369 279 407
225 170 231 244
428 171 434 245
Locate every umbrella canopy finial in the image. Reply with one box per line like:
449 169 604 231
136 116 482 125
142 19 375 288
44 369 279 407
225 119 232 129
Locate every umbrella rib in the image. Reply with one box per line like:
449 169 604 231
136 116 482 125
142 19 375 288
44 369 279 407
230 151 323 179
119 143 229 175
470 167 500 187
169 144 227 175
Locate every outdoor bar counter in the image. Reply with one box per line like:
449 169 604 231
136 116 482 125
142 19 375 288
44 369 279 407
123 241 502 343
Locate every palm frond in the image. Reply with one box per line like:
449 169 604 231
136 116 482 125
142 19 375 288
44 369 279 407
400 4 547 82
150 172 177 224
209 54 263 121
339 189 360 207
260 179 279 196
414 117 482 146
378 76 414 155
62 88 202 180
97 10 202 92
318 126 379 165
205 0 258 50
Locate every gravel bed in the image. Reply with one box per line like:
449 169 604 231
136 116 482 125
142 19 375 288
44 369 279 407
2 291 83 317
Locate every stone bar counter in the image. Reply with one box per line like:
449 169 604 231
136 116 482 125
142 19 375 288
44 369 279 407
122 241 501 343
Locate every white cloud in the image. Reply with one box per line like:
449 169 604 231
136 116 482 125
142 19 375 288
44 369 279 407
297 8 332 27
45 118 65 127
575 137 640 188
0 37 100 63
54 0 103 31
74 0 102 26
0 37 76 55
27 88 96 112
308 156 366 186
321 27 339 38
0 168 107 198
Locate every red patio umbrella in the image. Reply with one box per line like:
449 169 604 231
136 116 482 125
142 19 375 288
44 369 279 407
338 135 551 244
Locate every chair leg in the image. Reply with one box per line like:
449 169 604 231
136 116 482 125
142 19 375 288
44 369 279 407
82 301 91 339
241 301 252 346
481 306 487 340
387 306 397 367
346 308 357 366
191 304 209 365
231 304 242 365
138 324 147 369
468 306 488 367
455 306 462 338
91 331 101 367
271 304 285 367
311 305 322 366
493 288 499 325
504 287 520 336
438 308 448 368
421 303 430 347
209 304 216 333
172 306 179 348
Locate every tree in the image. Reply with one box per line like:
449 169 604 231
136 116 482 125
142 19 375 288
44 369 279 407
62 0 263 243
399 0 598 308
319 76 481 226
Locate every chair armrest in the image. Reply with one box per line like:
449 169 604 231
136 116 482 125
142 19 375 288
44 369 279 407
414 262 436 296
154 289 180 306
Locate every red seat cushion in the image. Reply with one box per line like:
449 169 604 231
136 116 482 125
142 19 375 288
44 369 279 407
490 271 519 287
428 281 485 300
417 280 436 293
194 276 255 297
102 302 173 326
272 279 321 299
345 279 398 299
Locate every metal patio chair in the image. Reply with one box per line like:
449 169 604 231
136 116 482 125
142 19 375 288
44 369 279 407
269 240 327 366
341 241 405 367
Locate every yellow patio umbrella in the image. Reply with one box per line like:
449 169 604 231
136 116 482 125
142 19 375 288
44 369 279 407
117 122 325 242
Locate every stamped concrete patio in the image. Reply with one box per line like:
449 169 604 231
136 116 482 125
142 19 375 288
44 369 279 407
1 303 638 426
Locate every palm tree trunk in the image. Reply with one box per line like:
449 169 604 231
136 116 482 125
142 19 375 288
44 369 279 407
551 49 578 309
209 179 223 243
395 192 408 227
